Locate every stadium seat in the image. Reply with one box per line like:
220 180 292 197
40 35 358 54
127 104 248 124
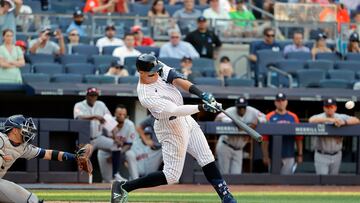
72 45 99 57
319 79 352 89
256 50 284 85
28 54 55 64
118 76 139 84
22 73 50 83
327 69 355 81
194 5 209 12
65 63 96 75
84 75 116 84
274 59 306 75
97 64 111 74
335 61 360 72
193 77 222 86
345 53 360 61
59 54 88 65
296 69 326 88
33 63 64 75
315 52 342 61
192 58 215 71
103 46 121 55
136 46 160 57
20 64 32 74
278 40 293 51
306 60 333 71
91 55 118 67
130 3 151 16
225 78 254 87
286 52 312 60
165 5 182 16
51 73 83 83
124 56 138 75
159 57 182 69
201 68 217 77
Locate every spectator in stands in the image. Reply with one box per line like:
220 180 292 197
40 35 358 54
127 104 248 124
67 29 81 55
311 32 332 60
15 40 26 54
113 33 141 65
131 25 154 47
159 29 200 59
229 0 256 31
66 9 87 37
148 0 179 37
16 2 33 32
84 0 128 14
309 98 359 175
248 27 281 63
351 12 360 34
148 0 169 18
180 56 201 83
98 104 136 182
261 93 303 175
218 56 234 79
184 16 222 59
74 87 124 183
173 0 202 34
29 26 66 55
0 0 22 42
0 29 24 84
283 31 310 56
203 0 230 29
96 24 124 54
216 97 266 174
105 60 129 77
347 32 360 53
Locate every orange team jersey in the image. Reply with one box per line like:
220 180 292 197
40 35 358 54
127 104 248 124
83 0 100 13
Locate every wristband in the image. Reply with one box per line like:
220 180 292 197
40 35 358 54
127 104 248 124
62 152 76 161
189 85 204 98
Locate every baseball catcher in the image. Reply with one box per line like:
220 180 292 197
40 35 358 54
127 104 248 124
0 114 93 203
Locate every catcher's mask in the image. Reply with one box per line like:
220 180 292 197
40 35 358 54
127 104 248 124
2 115 37 144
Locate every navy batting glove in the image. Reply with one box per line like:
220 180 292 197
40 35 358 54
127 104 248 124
200 102 222 113
201 92 215 104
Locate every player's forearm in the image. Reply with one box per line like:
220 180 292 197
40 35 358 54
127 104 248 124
346 117 360 125
308 117 332 123
261 141 270 158
39 149 76 161
295 140 303 155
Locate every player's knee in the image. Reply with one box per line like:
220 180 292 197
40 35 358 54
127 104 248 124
163 170 181 184
27 193 39 203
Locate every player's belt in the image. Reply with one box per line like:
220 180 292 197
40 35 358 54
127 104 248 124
316 150 340 156
155 116 177 121
222 140 242 151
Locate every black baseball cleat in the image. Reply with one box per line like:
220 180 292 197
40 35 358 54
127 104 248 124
111 180 128 203
222 193 237 203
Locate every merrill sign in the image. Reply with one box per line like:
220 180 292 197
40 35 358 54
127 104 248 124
295 124 328 135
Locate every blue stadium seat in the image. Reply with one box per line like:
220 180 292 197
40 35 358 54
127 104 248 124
84 75 116 84
59 54 88 65
194 5 209 12
345 53 360 61
20 64 32 74
306 60 333 71
274 59 306 75
103 46 121 55
165 5 182 16
335 61 360 72
118 76 139 84
225 78 254 87
193 77 222 86
296 69 326 88
16 33 29 42
315 52 342 62
286 52 312 60
130 3 151 16
124 56 138 75
278 40 293 51
319 79 352 89
51 74 83 83
33 63 64 75
91 55 118 67
159 57 182 69
136 46 160 57
28 54 55 64
256 50 284 84
65 63 96 75
72 45 99 57
201 68 216 77
192 58 215 71
327 69 355 81
22 73 50 83
97 64 110 74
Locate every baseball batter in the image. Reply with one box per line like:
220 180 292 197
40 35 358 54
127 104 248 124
111 54 237 203
215 97 266 174
0 115 88 203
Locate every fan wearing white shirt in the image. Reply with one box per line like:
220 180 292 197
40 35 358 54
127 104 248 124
96 25 124 54
203 0 230 29
112 33 141 66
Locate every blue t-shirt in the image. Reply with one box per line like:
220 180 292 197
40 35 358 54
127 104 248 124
250 41 281 55
66 22 87 37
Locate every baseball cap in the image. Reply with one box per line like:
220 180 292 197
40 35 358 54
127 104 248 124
323 98 336 106
144 126 154 135
86 87 99 96
131 25 142 33
235 97 247 107
197 16 207 22
181 56 192 62
15 40 27 49
105 24 116 31
350 32 359 42
275 92 287 100
73 9 84 17
3 0 15 12
40 25 52 33
316 32 327 41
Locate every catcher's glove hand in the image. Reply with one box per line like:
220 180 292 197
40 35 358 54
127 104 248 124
75 144 93 175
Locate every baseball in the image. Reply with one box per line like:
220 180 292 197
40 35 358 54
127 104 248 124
345 101 355 109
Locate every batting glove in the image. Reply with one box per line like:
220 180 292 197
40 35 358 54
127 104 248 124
201 92 216 104
201 102 222 113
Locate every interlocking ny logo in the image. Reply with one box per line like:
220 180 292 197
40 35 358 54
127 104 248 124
113 193 121 199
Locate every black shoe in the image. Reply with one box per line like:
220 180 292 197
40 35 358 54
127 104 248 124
111 180 128 203
222 193 237 203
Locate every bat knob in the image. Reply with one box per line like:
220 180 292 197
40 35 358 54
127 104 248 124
256 136 263 143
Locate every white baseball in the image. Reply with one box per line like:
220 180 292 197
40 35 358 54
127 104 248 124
345 101 355 109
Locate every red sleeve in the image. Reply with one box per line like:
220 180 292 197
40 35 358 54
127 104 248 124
288 111 303 140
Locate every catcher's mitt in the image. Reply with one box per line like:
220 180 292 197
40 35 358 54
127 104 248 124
75 144 93 175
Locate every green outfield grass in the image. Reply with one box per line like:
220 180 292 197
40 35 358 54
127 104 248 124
31 190 360 203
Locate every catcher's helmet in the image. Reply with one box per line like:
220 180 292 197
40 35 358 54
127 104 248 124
2 115 37 144
136 53 163 73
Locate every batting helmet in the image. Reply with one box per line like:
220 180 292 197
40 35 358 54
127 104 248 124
136 53 163 73
2 115 37 144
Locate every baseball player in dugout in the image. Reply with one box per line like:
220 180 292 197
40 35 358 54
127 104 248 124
215 97 266 174
261 93 304 175
309 98 360 175
0 115 92 203
111 53 237 203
